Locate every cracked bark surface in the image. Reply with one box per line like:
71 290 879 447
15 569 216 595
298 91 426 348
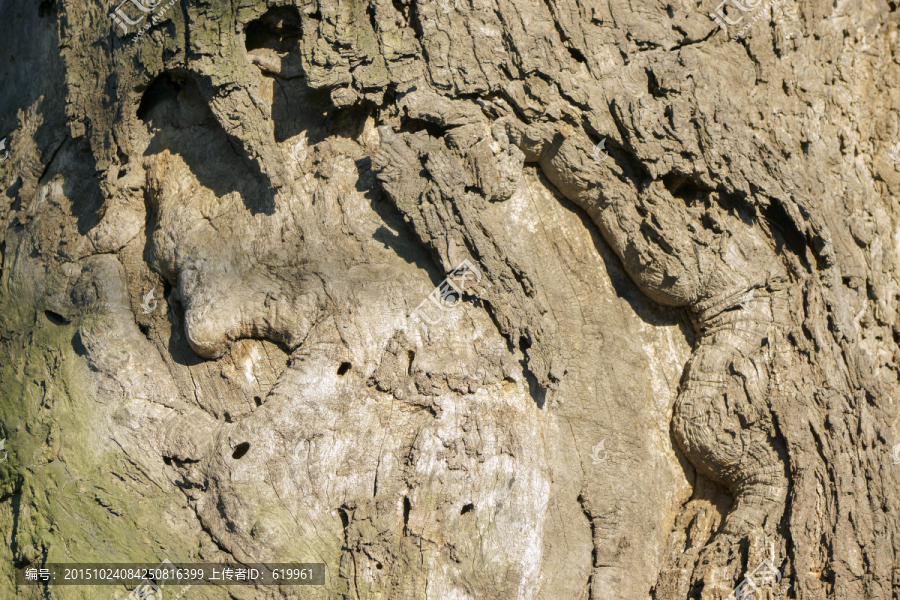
1 0 900 599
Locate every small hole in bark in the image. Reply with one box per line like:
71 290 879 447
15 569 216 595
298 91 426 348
254 396 262 407
663 172 703 205
519 336 531 351
460 503 474 515
137 73 183 122
44 310 68 325
231 442 250 459
375 562 383 569
337 362 351 376
163 456 172 466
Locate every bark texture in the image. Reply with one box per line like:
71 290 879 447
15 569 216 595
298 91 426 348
1 0 899 598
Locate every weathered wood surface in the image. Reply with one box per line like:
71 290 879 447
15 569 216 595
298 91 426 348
0 0 899 598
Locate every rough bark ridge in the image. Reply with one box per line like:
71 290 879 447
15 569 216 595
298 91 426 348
0 0 899 598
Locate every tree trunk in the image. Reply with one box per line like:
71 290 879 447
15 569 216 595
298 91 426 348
1 0 898 598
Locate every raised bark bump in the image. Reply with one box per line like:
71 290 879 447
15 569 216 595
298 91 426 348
509 120 791 542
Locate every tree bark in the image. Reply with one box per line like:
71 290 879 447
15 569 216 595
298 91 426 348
0 0 898 598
